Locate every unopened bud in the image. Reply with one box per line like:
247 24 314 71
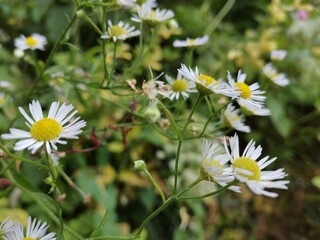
143 105 161 123
133 160 146 172
76 9 86 18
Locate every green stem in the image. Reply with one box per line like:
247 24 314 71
89 236 133 240
27 10 78 99
156 99 181 139
205 0 236 35
177 179 237 200
144 170 166 203
173 94 203 194
101 7 109 87
107 41 117 87
0 142 48 169
82 14 103 35
57 166 88 199
134 177 202 238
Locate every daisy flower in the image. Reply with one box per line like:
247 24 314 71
0 217 14 238
178 64 238 97
240 104 271 116
14 33 47 51
262 63 289 87
173 35 209 48
4 217 56 240
270 50 287 61
101 20 140 42
227 69 266 109
223 104 251 133
224 133 289 198
161 72 197 100
1 100 86 155
131 5 174 24
200 140 240 192
116 0 136 8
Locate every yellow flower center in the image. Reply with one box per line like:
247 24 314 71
110 25 126 37
26 36 37 47
233 157 261 181
198 75 217 87
30 118 62 141
23 238 35 240
171 79 188 92
201 159 223 180
235 82 251 99
187 39 195 45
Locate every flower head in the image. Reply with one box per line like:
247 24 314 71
161 72 197 100
201 140 240 192
224 134 289 198
142 73 165 101
4 217 56 240
131 5 174 24
1 100 86 154
173 35 209 48
178 64 238 97
227 70 266 109
270 50 287 61
0 217 14 238
101 21 140 42
223 104 251 133
263 63 289 87
14 33 47 51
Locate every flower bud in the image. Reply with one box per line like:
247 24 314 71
133 160 147 172
143 105 161 123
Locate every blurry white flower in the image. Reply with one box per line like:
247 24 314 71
270 50 287 61
131 5 174 24
224 133 289 198
101 21 140 42
201 140 240 192
223 104 251 133
263 63 289 87
1 100 86 154
14 33 47 51
0 217 14 238
4 217 56 240
173 35 209 48
240 104 271 116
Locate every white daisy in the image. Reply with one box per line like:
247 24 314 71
223 104 251 133
173 35 209 48
1 100 86 155
116 0 136 8
270 50 287 61
200 140 240 192
227 69 266 109
224 133 289 198
240 104 271 116
178 64 239 97
0 217 14 238
262 63 289 87
161 72 197 100
14 33 47 51
131 5 174 24
101 20 140 42
4 217 56 240
134 0 157 8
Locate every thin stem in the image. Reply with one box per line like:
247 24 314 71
57 166 88 199
134 177 202 238
101 7 109 87
0 142 48 169
27 10 78 99
173 95 203 194
156 99 181 139
144 170 166 203
107 41 117 87
177 179 237 200
205 0 236 35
